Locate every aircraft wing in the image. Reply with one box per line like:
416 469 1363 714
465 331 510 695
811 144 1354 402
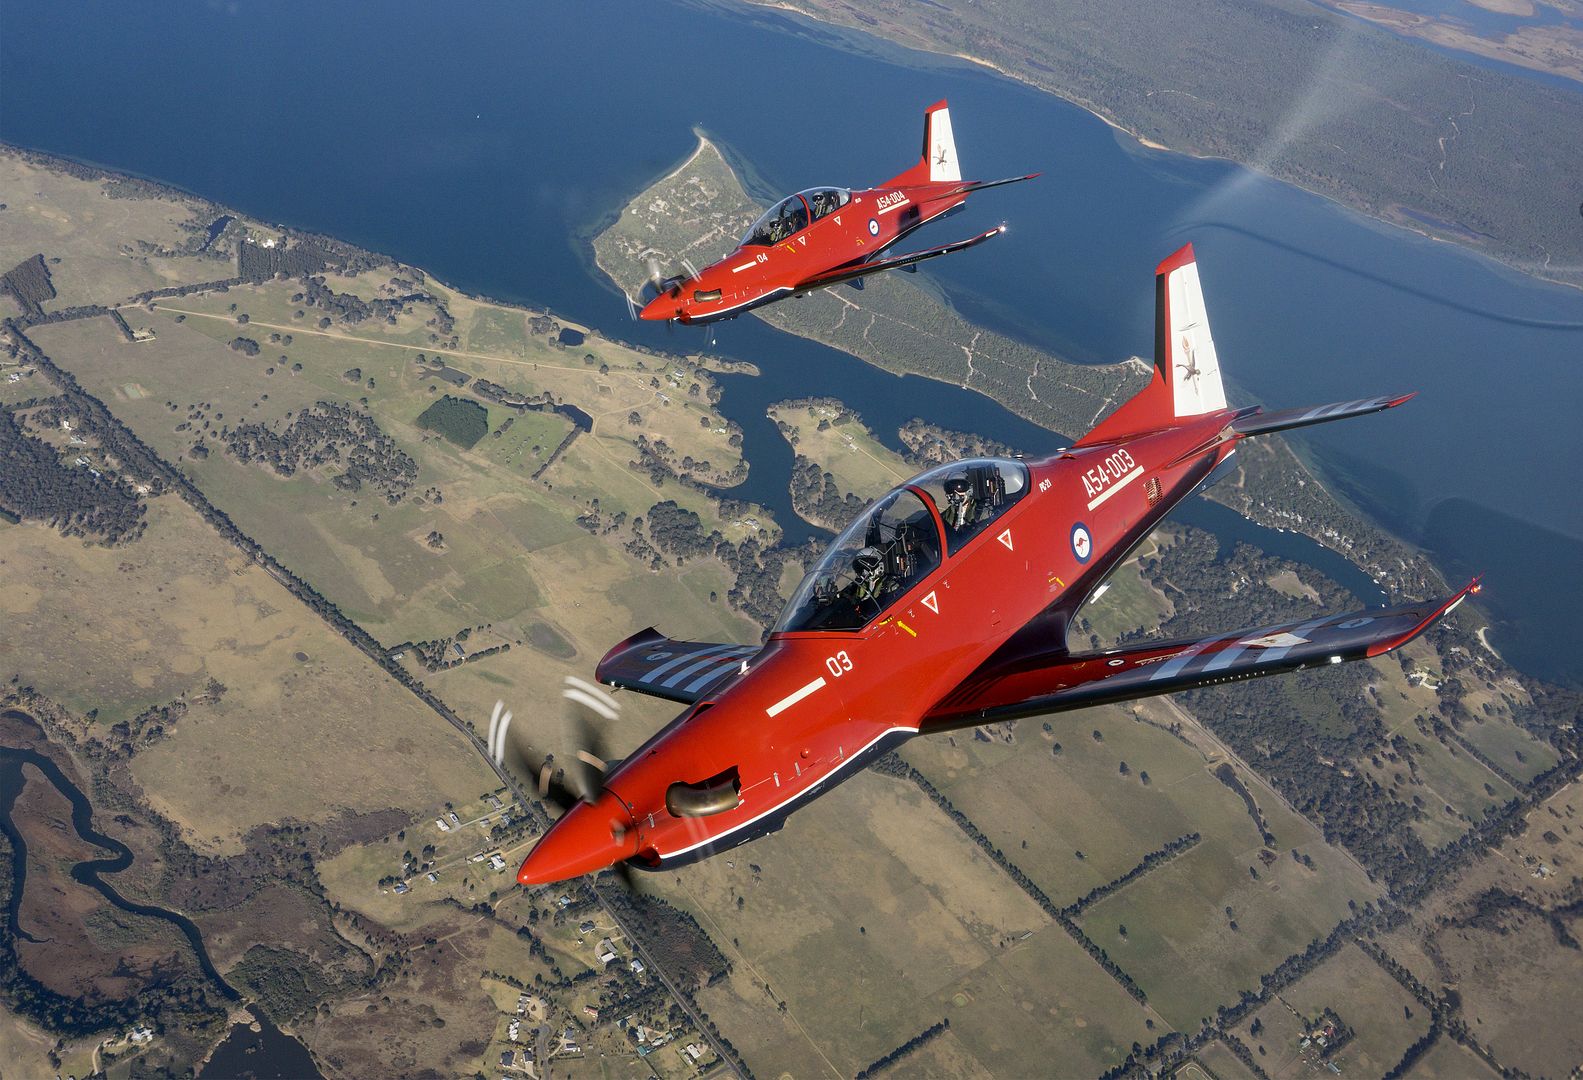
921 581 1479 731
595 628 760 705
794 224 1005 294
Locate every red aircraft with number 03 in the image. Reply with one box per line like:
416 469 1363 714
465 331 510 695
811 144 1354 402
519 244 1478 886
636 100 1037 325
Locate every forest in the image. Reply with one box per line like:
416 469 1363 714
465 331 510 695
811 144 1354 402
0 408 147 545
415 395 490 449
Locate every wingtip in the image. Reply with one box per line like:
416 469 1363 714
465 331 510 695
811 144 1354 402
1367 577 1484 657
1384 391 1418 408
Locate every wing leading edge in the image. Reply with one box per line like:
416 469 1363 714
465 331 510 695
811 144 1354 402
794 224 1006 294
922 580 1480 732
595 628 760 705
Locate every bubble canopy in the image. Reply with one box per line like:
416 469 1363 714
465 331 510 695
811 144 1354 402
774 458 1028 633
741 188 851 247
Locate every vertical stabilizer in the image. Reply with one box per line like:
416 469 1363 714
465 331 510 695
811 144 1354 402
926 102 960 182
1156 245 1226 417
887 100 961 187
1075 244 1229 447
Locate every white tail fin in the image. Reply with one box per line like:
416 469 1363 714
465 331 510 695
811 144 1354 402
886 100 964 188
1157 245 1226 417
926 102 960 182
1075 243 1229 448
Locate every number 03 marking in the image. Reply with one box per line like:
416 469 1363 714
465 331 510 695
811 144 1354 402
825 651 853 677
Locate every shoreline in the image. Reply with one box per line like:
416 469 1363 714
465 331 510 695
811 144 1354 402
740 0 1582 295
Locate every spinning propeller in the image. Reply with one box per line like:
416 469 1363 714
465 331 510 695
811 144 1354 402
486 678 622 812
488 682 652 891
624 251 697 325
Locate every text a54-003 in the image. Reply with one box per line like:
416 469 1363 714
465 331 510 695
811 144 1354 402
1081 449 1138 500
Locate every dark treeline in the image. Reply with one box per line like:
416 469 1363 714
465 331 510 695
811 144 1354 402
898 418 1019 468
598 887 731 988
855 1017 949 1079
1063 833 1201 918
1212 764 1272 845
6 320 546 839
239 239 333 281
869 752 1149 1003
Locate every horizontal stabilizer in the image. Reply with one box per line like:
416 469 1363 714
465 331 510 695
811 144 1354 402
797 224 1005 293
923 580 1479 731
940 173 1041 197
596 628 759 705
1231 393 1414 437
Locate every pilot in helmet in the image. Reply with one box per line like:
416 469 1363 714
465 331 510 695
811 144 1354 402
943 474 975 530
851 545 887 601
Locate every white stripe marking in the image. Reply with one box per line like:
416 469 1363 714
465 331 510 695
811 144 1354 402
877 197 911 215
731 261 757 274
1086 466 1144 511
766 677 826 717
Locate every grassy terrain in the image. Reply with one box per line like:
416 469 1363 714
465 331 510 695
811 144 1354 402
6 143 1576 1079
30 297 759 654
1233 943 1429 1076
592 136 1146 438
898 704 1378 1031
0 154 235 308
0 496 496 855
767 400 910 502
684 767 1156 1078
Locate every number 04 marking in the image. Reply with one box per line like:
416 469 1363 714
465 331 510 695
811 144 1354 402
825 650 853 677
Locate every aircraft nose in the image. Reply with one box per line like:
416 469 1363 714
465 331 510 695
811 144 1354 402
517 792 639 886
639 293 677 322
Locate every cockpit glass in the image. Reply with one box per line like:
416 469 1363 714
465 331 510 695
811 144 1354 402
801 187 850 222
912 458 1029 555
774 488 942 632
742 194 812 247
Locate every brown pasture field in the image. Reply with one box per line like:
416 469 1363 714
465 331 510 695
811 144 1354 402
676 767 1156 1078
898 707 1377 1031
1190 1040 1262 1080
0 152 233 308
1366 785 1583 1078
0 495 495 855
1409 1035 1503 1079
1233 943 1429 1077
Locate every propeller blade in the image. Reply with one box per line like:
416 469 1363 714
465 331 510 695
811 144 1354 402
561 675 622 804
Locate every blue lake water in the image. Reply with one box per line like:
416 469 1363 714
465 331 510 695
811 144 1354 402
2 0 1579 680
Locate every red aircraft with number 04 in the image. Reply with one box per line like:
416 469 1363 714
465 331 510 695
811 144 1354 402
635 99 1037 325
518 244 1478 886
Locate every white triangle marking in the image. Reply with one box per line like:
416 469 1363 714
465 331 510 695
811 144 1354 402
998 529 1014 551
921 591 939 614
